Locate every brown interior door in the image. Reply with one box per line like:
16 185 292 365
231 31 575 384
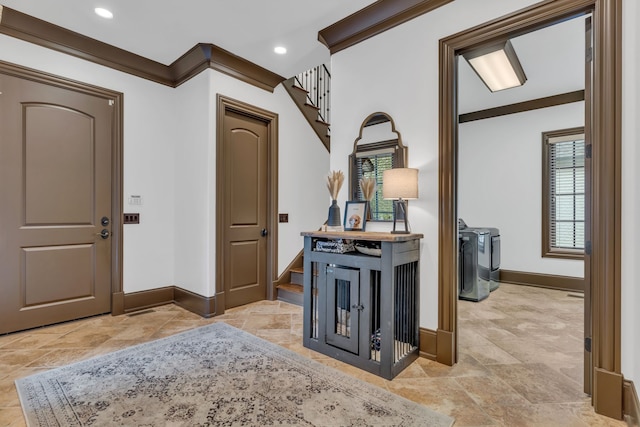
222 110 268 308
0 71 113 334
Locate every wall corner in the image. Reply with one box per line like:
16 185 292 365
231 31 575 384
624 379 640 426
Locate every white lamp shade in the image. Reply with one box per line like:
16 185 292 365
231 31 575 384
382 168 419 200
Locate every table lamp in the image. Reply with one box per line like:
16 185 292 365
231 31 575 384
382 168 418 234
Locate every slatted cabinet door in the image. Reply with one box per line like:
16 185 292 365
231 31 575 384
325 266 360 354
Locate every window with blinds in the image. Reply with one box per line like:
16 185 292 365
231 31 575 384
349 140 404 221
542 128 585 259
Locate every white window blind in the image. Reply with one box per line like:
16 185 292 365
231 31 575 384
355 151 395 221
350 137 406 222
548 133 585 250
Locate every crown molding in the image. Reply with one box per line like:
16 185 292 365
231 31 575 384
0 6 285 91
171 44 284 92
318 0 453 54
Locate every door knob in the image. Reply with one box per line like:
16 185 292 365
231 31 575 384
101 216 110 226
97 229 110 239
261 228 268 237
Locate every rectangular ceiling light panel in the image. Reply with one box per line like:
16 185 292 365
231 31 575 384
464 40 527 92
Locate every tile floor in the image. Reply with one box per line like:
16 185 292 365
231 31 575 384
0 283 628 426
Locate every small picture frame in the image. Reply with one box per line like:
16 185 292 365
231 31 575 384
344 201 368 231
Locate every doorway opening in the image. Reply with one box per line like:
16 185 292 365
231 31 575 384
456 13 589 393
437 0 622 418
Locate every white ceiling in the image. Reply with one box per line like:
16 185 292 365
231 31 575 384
0 1 587 105
459 15 588 113
0 0 378 78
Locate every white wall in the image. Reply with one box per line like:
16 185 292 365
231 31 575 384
0 34 177 294
330 0 540 328
0 34 330 299
207 71 330 290
457 12 585 280
173 69 330 297
330 0 640 390
621 0 640 391
459 103 585 278
172 71 213 296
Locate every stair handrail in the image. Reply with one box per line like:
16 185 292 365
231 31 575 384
293 64 331 130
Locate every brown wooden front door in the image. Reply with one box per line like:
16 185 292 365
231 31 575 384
0 69 114 334
221 109 269 309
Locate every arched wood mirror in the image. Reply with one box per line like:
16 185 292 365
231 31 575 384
349 112 407 221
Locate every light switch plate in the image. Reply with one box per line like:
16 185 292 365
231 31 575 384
124 213 140 224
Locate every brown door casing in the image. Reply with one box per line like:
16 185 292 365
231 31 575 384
583 16 594 396
216 95 278 312
0 62 123 333
438 0 622 418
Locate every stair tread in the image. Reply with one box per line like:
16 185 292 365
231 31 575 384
276 283 303 294
291 267 319 277
291 85 309 94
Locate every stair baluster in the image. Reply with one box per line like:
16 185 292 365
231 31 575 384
295 64 330 128
283 64 331 151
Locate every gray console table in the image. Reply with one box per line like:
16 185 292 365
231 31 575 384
301 231 423 379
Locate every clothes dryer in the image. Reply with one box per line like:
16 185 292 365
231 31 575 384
458 229 491 302
459 219 500 291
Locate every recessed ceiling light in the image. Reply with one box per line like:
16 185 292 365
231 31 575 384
94 7 113 19
274 46 287 55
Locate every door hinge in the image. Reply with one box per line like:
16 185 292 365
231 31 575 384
108 99 114 106
585 144 592 159
586 47 593 62
585 240 592 255
585 337 592 352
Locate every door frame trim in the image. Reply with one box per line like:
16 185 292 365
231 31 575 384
438 0 622 418
215 94 279 314
0 60 124 315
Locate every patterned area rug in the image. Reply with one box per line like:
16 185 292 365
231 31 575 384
16 322 454 426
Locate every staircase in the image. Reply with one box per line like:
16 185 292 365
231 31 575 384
283 65 331 151
276 266 304 306
278 66 331 305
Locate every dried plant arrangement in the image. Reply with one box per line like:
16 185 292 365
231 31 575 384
326 170 344 200
359 177 376 201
